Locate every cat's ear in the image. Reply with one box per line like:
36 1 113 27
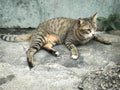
90 13 97 22
78 18 84 25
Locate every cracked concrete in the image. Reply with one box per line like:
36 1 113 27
0 31 120 90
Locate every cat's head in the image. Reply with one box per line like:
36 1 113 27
77 13 97 39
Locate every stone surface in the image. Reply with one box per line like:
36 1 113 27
78 62 120 90
108 30 120 36
0 32 120 90
0 0 120 28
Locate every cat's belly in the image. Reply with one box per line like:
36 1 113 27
45 34 61 45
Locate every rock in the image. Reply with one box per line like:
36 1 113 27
0 32 120 90
108 30 120 36
78 62 120 90
0 74 15 85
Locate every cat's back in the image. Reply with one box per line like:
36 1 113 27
38 17 76 33
43 17 74 25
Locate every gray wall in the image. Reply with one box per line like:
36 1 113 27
0 0 120 28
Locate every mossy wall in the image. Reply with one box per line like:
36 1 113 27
0 0 120 28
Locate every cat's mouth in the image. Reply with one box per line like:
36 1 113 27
83 33 94 39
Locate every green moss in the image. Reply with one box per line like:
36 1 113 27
97 13 120 32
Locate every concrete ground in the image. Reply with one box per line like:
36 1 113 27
0 29 120 90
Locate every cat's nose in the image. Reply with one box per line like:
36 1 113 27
91 30 95 35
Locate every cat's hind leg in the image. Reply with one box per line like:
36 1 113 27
26 33 46 69
26 47 38 69
43 34 60 56
43 43 60 57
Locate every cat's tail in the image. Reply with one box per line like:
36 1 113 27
0 33 32 42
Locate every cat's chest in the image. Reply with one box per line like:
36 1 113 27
75 35 94 45
73 31 94 45
80 37 94 44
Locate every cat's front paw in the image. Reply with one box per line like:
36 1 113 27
104 40 112 45
71 55 78 60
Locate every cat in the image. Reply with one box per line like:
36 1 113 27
0 13 111 69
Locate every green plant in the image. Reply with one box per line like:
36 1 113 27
97 14 120 31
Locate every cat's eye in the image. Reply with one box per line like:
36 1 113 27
88 29 91 32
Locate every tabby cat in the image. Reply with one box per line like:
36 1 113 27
0 13 111 68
